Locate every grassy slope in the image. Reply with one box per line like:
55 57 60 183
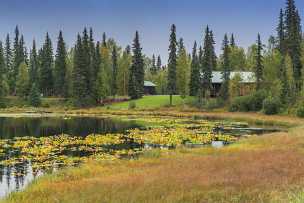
105 95 194 110
2 112 304 203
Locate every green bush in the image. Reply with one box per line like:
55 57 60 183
128 101 136 109
229 90 268 112
296 105 304 118
262 97 281 115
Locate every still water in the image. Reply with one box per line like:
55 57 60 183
0 116 141 198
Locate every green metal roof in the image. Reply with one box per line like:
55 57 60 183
144 81 157 87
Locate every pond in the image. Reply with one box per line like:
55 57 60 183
0 116 142 198
0 115 283 198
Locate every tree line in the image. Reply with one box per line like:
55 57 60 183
0 0 302 110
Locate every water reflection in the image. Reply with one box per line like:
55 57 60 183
0 117 141 139
0 163 43 198
0 116 142 198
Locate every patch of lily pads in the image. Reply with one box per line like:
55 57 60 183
0 117 242 173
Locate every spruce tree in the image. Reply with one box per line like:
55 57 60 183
230 34 236 47
285 0 302 92
11 26 22 94
128 31 144 99
112 45 118 96
157 55 162 70
151 54 157 74
102 32 107 47
29 40 39 87
0 42 5 77
277 9 286 54
189 41 200 96
5 34 12 76
201 26 215 98
220 34 231 100
72 34 86 106
54 31 67 97
81 28 94 104
28 83 41 107
255 34 264 91
40 32 54 96
92 41 101 102
167 24 177 105
279 57 289 104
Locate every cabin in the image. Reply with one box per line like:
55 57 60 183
208 71 256 97
144 81 157 95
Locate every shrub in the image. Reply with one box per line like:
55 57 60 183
128 101 136 109
229 90 268 112
296 105 304 118
262 97 281 115
229 95 251 112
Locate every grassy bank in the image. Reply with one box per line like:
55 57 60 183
2 112 304 203
104 95 195 110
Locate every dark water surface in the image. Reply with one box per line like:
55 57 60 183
0 116 141 198
0 116 141 139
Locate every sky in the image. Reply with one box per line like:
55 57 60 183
0 0 303 62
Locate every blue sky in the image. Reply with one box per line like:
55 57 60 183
0 0 303 62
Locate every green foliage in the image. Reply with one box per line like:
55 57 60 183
255 34 264 91
262 97 281 115
16 62 29 98
229 73 242 99
219 34 231 100
128 100 136 109
201 26 216 98
28 83 41 107
167 24 177 104
296 104 304 118
54 31 67 97
189 41 200 96
39 32 54 96
176 38 190 98
229 90 268 112
128 31 144 100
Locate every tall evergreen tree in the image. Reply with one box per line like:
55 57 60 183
28 83 41 107
40 32 54 96
54 31 67 97
151 54 157 74
92 41 101 102
167 24 177 105
112 45 118 96
157 55 162 70
220 34 231 100
81 28 94 103
285 0 302 92
277 9 286 54
11 26 22 94
5 34 12 76
279 57 289 104
102 32 107 47
128 31 144 99
189 41 200 96
230 34 236 47
72 34 87 106
255 34 264 91
29 40 39 87
201 26 215 98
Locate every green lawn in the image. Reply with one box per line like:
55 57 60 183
105 95 195 110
